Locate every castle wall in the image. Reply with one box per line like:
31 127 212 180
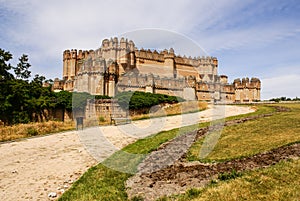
54 37 261 104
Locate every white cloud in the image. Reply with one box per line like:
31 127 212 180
1 0 300 98
261 74 300 100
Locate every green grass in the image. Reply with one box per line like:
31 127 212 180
59 121 206 200
187 104 300 162
59 104 294 201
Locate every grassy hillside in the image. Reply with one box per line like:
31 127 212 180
59 104 300 201
187 104 300 162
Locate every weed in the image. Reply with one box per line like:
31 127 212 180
131 195 144 201
218 169 242 181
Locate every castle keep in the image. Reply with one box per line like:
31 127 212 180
54 37 261 103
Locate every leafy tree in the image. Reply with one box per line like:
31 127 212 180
0 48 14 80
55 90 72 111
0 49 58 124
13 54 31 80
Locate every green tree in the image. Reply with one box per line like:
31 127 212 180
13 54 31 80
0 48 14 80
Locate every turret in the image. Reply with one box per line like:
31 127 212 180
63 50 71 80
250 77 261 89
220 75 228 84
233 78 241 87
128 40 135 51
102 39 109 49
69 49 77 77
242 77 249 86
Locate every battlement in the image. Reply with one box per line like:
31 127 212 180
234 77 261 89
63 49 93 60
101 37 135 51
134 47 218 67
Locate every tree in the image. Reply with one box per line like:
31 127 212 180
0 48 14 80
13 54 31 80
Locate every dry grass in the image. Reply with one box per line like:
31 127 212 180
0 120 75 142
187 104 300 162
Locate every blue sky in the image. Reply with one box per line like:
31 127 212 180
0 0 299 99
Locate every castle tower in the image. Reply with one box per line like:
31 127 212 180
63 50 70 80
164 48 175 78
63 49 77 80
250 78 261 101
233 78 242 102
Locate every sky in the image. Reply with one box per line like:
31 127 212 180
0 0 299 100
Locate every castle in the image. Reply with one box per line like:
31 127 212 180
53 37 261 103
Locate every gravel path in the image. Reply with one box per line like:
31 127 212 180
0 105 254 200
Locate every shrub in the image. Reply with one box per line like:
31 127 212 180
218 169 242 181
115 91 185 112
99 116 105 122
27 127 38 136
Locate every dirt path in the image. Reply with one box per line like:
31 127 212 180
0 105 254 201
0 132 96 201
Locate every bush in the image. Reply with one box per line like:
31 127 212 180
94 95 111 99
27 127 38 136
115 91 185 112
99 116 105 122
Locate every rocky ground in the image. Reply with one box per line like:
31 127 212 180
126 107 299 201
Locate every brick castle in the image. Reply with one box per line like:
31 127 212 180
53 37 261 103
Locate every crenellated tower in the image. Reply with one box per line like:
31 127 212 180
234 77 261 102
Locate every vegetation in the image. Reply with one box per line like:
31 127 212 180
0 120 74 141
187 104 300 162
59 105 274 200
217 169 243 181
59 104 300 201
168 159 300 201
0 48 71 125
59 122 204 200
115 91 185 114
269 96 300 102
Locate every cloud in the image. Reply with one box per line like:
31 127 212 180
0 0 299 98
262 74 300 100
